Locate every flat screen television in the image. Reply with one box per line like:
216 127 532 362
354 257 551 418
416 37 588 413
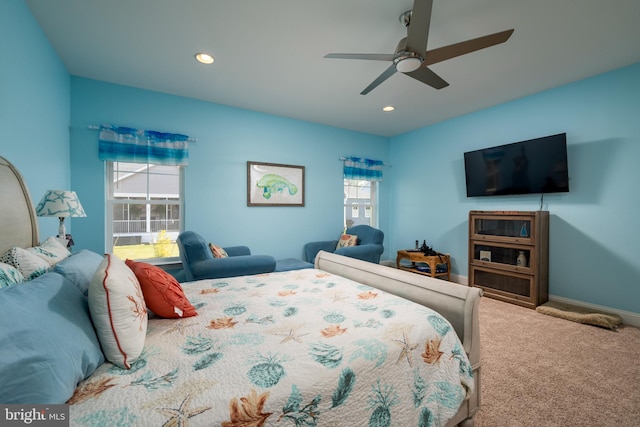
464 133 569 197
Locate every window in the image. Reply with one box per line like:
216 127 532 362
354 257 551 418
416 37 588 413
106 161 184 261
344 179 377 228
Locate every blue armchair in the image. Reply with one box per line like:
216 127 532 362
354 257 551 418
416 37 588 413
303 225 384 264
177 231 276 281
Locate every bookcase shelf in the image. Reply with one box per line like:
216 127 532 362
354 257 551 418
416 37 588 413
468 210 549 309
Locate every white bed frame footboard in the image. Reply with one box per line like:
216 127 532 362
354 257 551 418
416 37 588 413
315 251 482 427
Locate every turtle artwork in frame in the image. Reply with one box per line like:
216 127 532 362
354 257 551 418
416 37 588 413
247 161 305 206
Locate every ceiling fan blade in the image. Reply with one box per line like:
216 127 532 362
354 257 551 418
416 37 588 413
405 0 433 54
324 53 395 61
406 66 449 89
361 64 398 95
424 29 514 66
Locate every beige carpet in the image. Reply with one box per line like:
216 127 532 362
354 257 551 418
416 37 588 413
472 297 640 427
536 300 623 329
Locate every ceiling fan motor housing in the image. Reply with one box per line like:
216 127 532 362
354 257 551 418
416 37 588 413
394 52 423 73
394 37 423 73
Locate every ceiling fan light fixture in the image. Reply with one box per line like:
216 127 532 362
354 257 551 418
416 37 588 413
395 55 422 73
382 105 395 112
195 52 214 64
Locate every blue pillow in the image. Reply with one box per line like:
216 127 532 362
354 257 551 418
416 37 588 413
0 272 105 404
54 249 104 295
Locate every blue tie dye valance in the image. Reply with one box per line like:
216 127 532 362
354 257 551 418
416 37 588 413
343 157 384 181
98 124 189 166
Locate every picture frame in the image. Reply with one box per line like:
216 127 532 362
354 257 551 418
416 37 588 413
247 161 305 206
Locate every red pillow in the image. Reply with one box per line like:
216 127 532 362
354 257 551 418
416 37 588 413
125 260 197 319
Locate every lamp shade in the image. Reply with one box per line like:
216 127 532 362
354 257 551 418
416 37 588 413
35 190 86 218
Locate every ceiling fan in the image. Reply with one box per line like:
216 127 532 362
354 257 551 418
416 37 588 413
324 0 514 95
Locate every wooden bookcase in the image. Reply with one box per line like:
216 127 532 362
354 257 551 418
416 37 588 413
468 210 549 309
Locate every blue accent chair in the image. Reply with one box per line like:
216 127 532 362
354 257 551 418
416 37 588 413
303 225 384 264
177 231 276 281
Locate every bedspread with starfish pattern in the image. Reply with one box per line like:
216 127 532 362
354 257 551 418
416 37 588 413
69 268 473 427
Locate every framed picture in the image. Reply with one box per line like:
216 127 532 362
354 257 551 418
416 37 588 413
247 161 305 206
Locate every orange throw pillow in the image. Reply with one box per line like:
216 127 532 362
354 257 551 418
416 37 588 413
125 259 197 319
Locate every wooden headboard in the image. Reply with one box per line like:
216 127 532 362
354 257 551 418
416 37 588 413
0 156 39 253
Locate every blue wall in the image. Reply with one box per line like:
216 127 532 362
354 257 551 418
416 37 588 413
69 78 390 260
0 0 70 238
390 63 640 313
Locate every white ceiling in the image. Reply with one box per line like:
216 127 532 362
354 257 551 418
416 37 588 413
25 0 640 137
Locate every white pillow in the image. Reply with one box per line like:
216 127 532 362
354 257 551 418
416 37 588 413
0 247 50 280
88 254 148 369
0 262 24 289
27 236 70 266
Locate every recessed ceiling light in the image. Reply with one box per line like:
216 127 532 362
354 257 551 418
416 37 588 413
195 53 214 64
382 105 395 112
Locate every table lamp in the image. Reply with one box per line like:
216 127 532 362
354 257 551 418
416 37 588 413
35 190 87 238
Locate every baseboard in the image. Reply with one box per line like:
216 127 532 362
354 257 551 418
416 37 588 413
451 275 639 327
548 295 640 328
452 274 467 286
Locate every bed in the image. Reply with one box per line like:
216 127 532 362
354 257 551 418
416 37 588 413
0 156 481 426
